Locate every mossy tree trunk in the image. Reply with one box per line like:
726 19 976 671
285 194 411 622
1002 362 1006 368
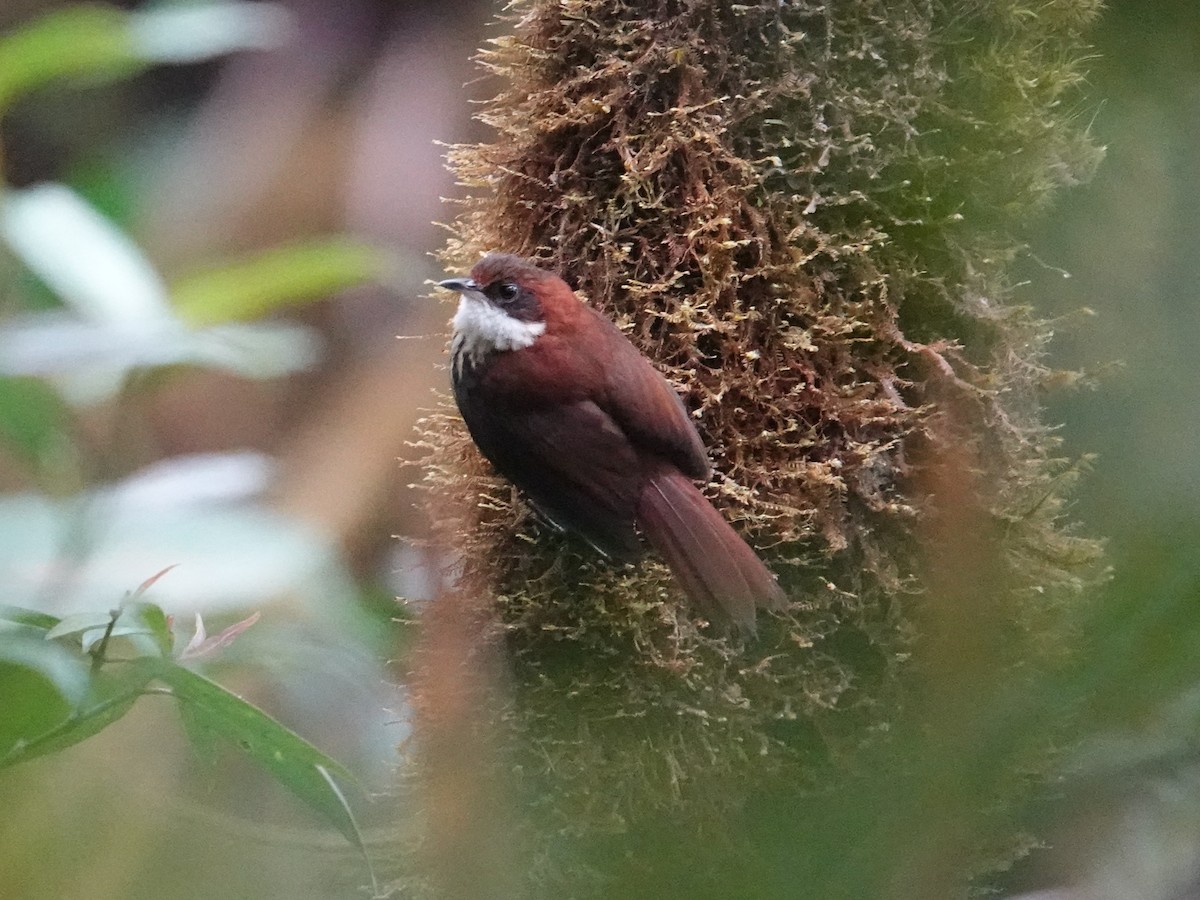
415 2 1104 897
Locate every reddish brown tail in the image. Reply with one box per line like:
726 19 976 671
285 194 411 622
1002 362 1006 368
635 469 786 632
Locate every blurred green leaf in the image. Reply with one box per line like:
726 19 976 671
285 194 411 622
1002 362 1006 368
42 601 172 656
159 665 366 850
79 623 159 655
0 637 90 760
44 609 114 643
129 601 174 657
0 657 157 768
0 5 139 115
1 183 174 323
0 604 60 631
44 610 115 642
175 681 221 767
69 156 136 229
0 3 292 116
0 376 72 476
171 240 390 326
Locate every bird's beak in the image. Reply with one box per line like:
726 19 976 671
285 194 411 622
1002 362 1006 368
437 277 480 294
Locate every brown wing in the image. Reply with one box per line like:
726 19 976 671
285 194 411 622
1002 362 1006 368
583 307 710 480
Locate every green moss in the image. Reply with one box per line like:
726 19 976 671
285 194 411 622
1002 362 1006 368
418 1 1105 894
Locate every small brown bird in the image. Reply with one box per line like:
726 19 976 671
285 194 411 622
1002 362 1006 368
438 253 785 631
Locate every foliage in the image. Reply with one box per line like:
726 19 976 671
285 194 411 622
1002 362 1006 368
0 2 384 877
0 576 367 858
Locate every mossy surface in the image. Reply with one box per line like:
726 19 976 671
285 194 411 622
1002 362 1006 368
417 1 1104 894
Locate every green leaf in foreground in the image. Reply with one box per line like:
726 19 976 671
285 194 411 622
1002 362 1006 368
158 665 366 851
0 4 292 116
0 657 158 769
128 601 173 657
0 5 139 115
171 240 390 326
0 604 61 631
44 610 117 643
0 637 89 759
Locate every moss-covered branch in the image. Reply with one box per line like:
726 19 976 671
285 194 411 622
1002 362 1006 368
412 2 1105 896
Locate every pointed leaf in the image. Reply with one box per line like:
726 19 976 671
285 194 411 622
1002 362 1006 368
158 665 364 849
179 611 260 660
0 604 60 631
182 613 208 658
45 610 116 642
0 184 174 323
130 565 179 600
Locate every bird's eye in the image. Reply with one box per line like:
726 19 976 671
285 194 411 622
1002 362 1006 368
495 281 519 303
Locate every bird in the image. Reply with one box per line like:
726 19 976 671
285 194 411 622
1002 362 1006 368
437 253 786 631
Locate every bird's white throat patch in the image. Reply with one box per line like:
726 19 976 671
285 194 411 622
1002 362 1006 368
451 294 545 367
